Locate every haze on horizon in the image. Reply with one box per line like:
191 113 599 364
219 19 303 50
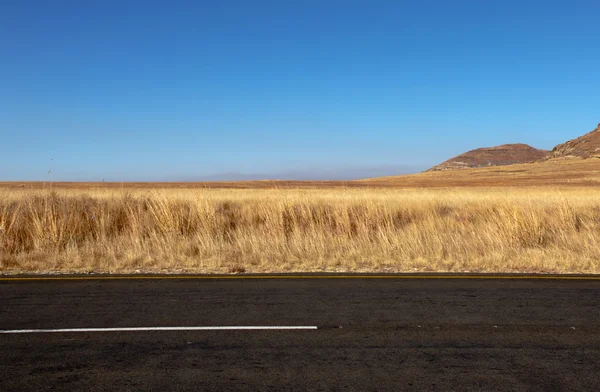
1 0 599 181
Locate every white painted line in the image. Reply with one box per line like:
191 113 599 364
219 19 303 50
0 326 318 334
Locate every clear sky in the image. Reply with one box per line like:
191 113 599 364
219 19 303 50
1 0 599 181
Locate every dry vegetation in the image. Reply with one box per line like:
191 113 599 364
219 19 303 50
1 186 600 274
365 158 600 187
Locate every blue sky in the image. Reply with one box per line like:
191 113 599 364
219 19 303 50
1 0 599 181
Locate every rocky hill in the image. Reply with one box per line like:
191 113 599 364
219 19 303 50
545 124 600 160
428 144 549 172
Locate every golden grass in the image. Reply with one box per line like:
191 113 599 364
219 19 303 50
364 158 600 187
1 186 600 274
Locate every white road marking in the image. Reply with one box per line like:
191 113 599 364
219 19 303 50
0 326 318 334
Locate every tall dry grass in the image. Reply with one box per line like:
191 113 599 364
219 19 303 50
1 187 599 274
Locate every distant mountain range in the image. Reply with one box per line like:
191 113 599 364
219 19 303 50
427 123 600 172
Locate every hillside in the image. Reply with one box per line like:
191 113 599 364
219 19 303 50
428 144 549 172
363 158 600 187
545 124 600 159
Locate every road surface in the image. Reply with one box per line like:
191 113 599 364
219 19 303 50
1 275 600 391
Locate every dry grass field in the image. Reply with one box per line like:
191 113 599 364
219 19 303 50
365 158 600 187
1 180 600 274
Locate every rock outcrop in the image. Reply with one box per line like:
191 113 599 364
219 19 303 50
545 124 600 160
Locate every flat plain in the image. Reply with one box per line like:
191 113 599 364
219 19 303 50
1 159 600 275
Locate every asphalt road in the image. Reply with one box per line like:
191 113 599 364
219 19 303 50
1 275 600 391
